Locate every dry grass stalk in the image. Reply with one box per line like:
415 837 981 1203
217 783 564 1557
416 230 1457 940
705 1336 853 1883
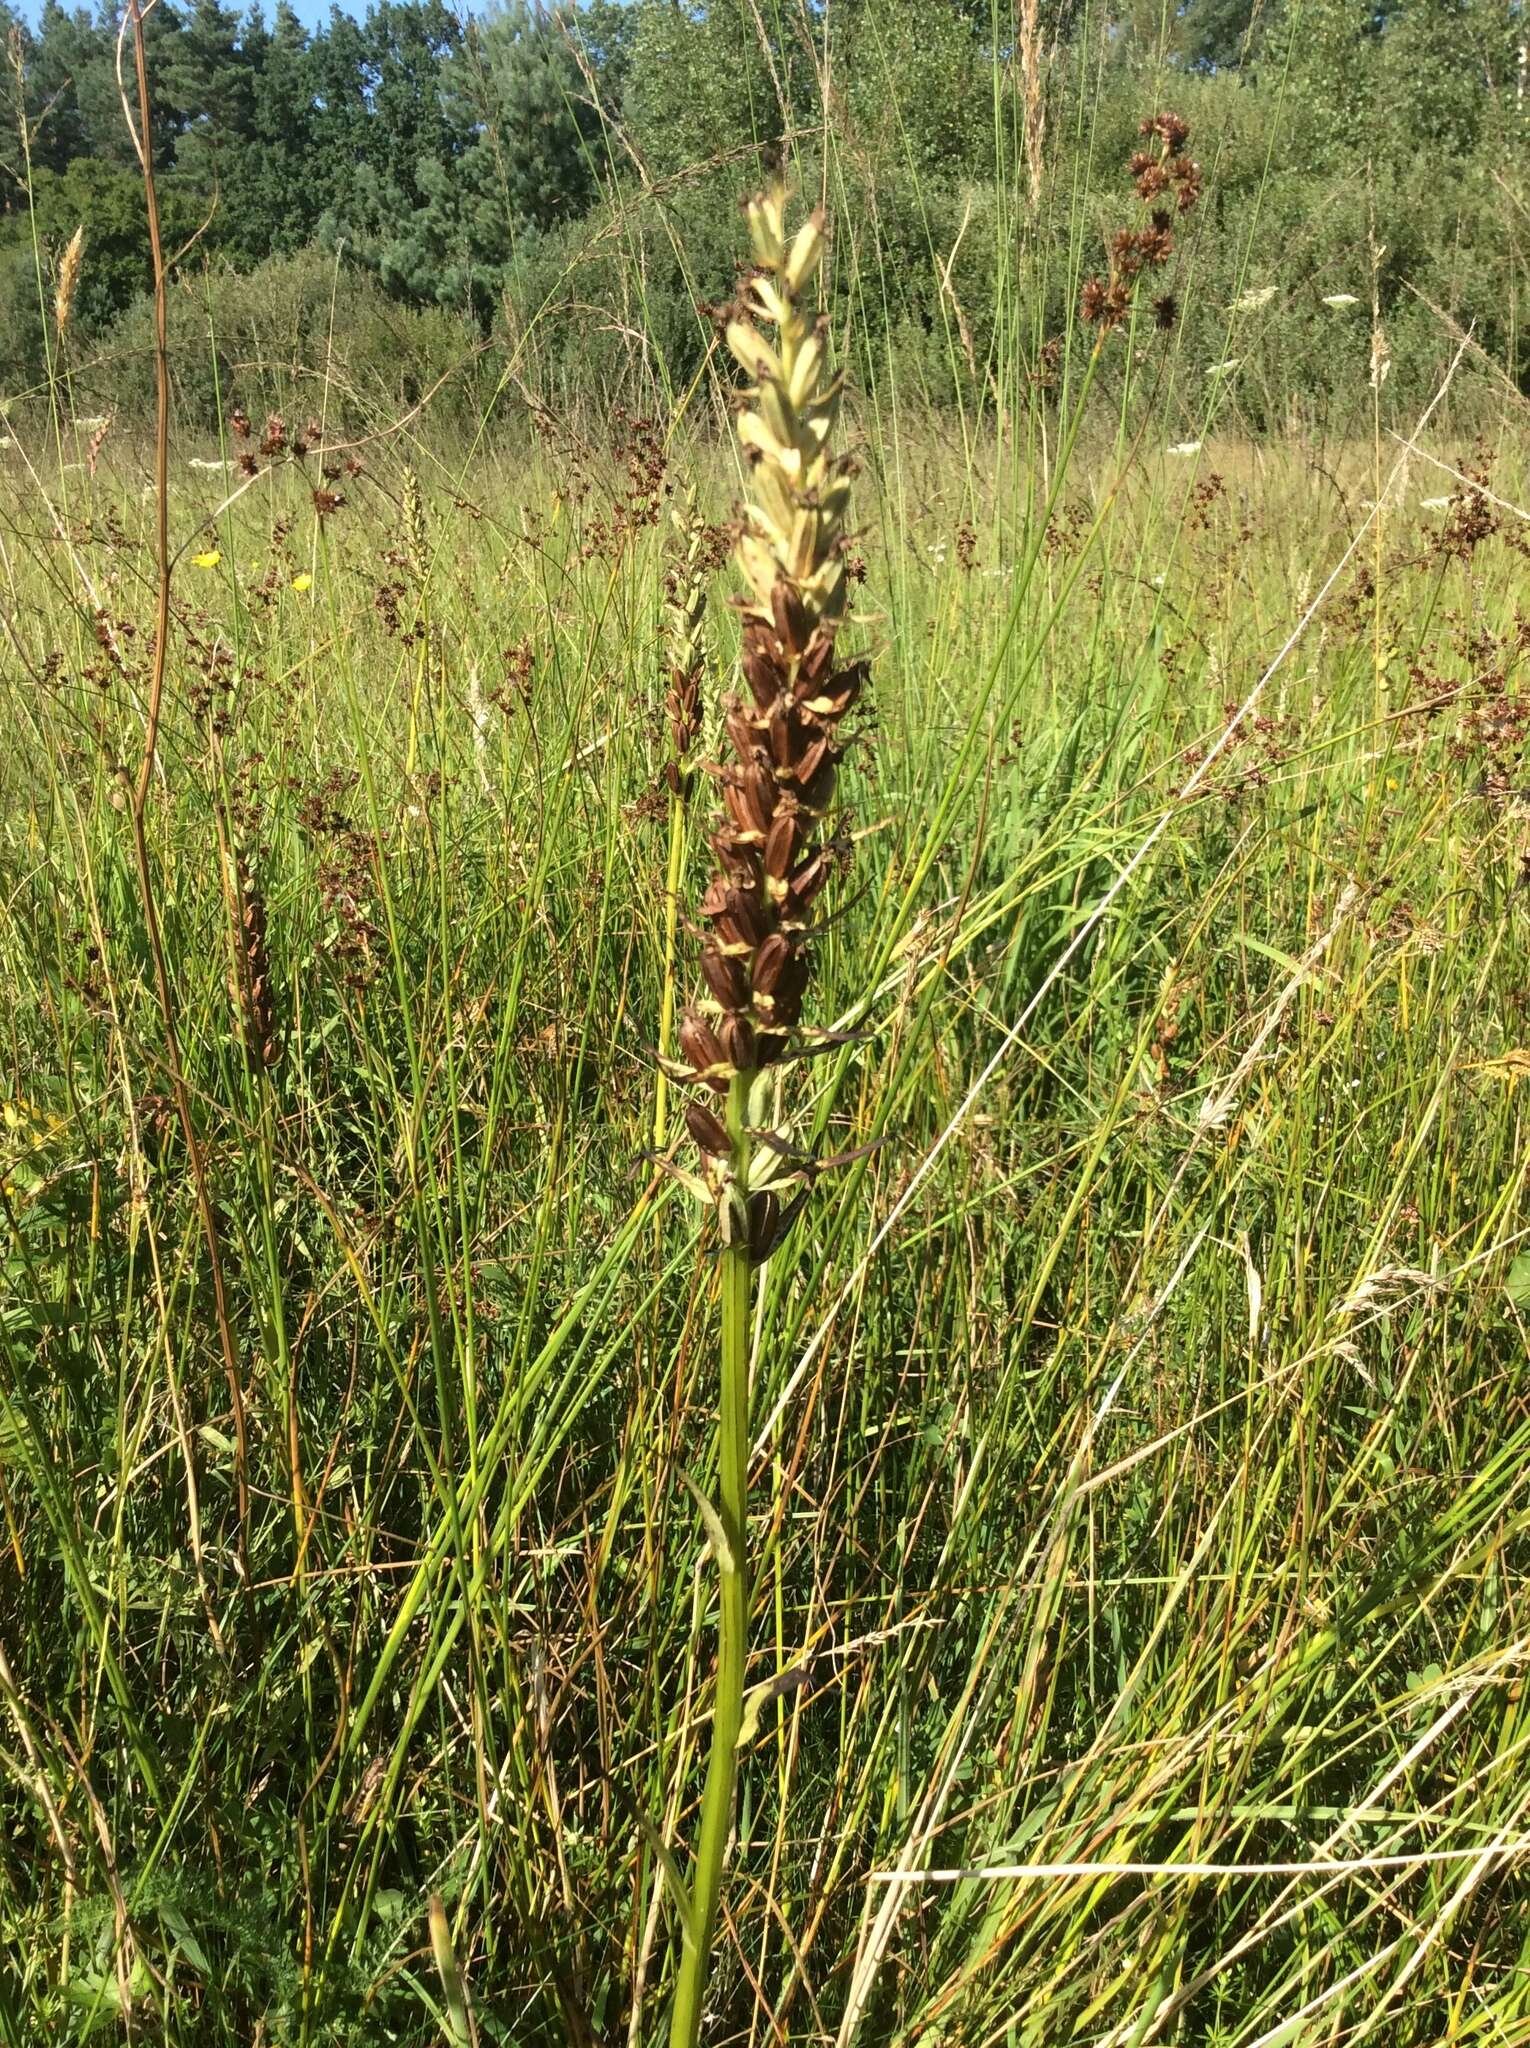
122 0 251 1597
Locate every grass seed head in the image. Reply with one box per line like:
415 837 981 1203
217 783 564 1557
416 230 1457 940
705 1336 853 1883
54 226 85 341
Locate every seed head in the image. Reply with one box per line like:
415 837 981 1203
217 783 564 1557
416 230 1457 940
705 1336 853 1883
54 226 85 340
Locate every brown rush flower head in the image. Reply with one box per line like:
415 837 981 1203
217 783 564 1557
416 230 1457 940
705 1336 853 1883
661 487 709 798
666 183 868 1263
1082 113 1200 336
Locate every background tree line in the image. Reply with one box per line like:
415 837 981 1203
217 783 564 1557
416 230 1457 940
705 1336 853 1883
1 0 1527 431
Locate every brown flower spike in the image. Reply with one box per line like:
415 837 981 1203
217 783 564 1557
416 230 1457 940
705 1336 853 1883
672 185 866 1263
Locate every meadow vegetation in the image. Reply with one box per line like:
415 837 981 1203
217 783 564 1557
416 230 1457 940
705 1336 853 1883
4 4 1530 2045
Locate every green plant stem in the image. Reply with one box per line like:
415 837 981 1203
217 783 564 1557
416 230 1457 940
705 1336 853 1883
670 1069 753 2048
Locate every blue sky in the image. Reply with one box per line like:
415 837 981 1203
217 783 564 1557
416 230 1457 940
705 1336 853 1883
11 0 475 33
280 0 368 25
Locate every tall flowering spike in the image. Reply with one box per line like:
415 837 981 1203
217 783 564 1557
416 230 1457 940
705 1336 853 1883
661 488 709 798
228 852 280 1071
673 182 866 1263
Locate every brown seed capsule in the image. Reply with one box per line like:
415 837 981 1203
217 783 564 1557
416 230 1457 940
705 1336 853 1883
729 766 775 837
680 1012 729 1092
799 632 835 686
792 734 832 793
726 706 761 762
750 930 792 998
766 704 798 770
685 1099 731 1155
701 943 750 1010
710 827 756 882
801 677 860 726
786 847 834 914
721 1012 756 1069
743 644 783 710
723 780 763 839
771 580 811 658
745 762 779 822
771 947 809 1020
713 886 769 951
763 812 799 883
747 1189 782 1261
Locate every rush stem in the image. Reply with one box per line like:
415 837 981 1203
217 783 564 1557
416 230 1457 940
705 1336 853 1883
669 1066 754 2048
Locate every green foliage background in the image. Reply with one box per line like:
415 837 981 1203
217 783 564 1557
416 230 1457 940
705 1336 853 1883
1 0 1528 427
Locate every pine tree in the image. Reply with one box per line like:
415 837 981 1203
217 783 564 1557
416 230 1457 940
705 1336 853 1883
163 0 255 178
72 0 182 169
22 3 98 173
473 2 609 231
244 1 323 257
0 6 28 212
161 0 259 258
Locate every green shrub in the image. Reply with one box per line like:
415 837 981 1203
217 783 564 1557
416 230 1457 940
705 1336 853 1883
93 248 506 434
